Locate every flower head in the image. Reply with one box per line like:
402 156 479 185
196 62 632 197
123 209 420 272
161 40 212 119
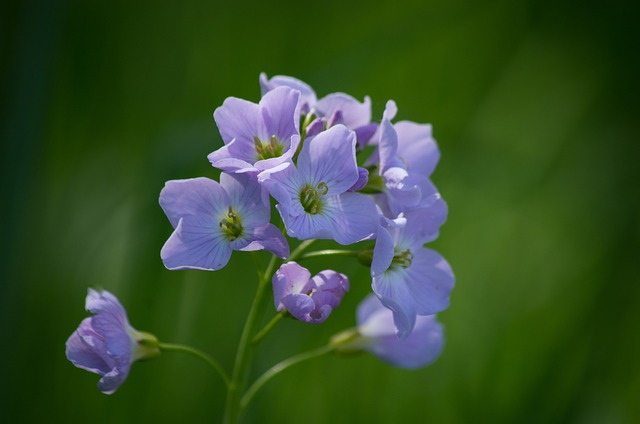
208 86 301 174
341 294 444 369
273 262 349 324
65 289 159 394
160 173 289 271
259 125 378 245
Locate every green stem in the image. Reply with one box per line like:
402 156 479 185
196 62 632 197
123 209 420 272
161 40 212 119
288 239 316 262
159 342 230 388
252 311 287 345
223 254 280 424
297 249 359 261
240 344 334 410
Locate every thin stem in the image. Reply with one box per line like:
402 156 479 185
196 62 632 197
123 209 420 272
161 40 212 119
288 239 316 262
297 249 359 261
252 311 287 346
159 342 230 388
240 344 334 410
223 254 280 424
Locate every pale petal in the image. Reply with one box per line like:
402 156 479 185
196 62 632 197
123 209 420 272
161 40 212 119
159 178 230 228
296 125 358 196
161 216 232 271
404 248 454 315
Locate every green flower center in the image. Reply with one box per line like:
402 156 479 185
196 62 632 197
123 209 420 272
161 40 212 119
219 206 243 241
254 135 284 160
391 249 413 269
299 182 328 215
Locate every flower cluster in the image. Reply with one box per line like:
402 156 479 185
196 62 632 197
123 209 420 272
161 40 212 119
66 74 455 402
159 73 454 364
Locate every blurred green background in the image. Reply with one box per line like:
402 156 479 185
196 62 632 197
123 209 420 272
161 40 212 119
2 0 639 422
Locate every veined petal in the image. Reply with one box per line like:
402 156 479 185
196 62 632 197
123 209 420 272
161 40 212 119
395 120 440 178
220 173 270 228
259 86 301 142
97 367 130 395
258 162 304 217
85 290 134 363
278 205 334 241
161 216 232 271
66 318 112 375
272 262 313 310
214 96 267 145
357 295 444 369
371 226 395 277
316 93 371 129
282 293 316 322
240 223 290 258
396 199 448 248
372 268 417 340
207 138 258 173
297 125 358 196
160 178 230 228
321 192 379 245
404 248 454 315
259 73 317 110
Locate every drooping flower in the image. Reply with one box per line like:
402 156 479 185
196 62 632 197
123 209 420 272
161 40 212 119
160 173 289 270
371 201 453 339
208 86 301 174
259 73 377 147
331 294 444 369
258 124 378 245
272 262 349 324
65 289 159 394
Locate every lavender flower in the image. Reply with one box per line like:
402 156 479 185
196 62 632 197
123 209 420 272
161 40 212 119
208 86 301 174
273 262 349 324
259 125 378 245
65 289 159 394
371 201 452 339
160 173 288 271
337 294 444 369
260 73 376 147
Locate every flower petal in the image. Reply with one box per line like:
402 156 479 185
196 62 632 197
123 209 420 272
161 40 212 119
372 268 417 340
404 248 454 315
207 138 258 173
297 125 358 196
395 120 440 178
214 96 266 146
272 262 313 310
316 93 371 129
282 293 316 322
259 86 301 143
161 216 232 271
65 318 112 376
321 192 378 245
259 73 317 112
240 223 290 258
159 178 230 228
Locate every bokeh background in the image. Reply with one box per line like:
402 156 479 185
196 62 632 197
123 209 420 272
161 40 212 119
2 0 639 422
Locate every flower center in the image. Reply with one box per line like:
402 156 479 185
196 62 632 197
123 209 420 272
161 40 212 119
219 206 243 241
254 135 284 160
391 249 413 269
299 182 328 215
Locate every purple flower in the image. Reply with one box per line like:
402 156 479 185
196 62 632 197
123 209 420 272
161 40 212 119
65 289 159 394
259 125 378 245
208 86 301 174
260 73 376 147
371 202 452 340
354 294 444 369
160 173 289 270
273 262 349 324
